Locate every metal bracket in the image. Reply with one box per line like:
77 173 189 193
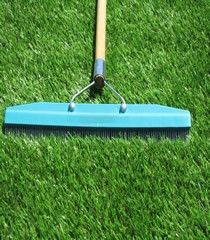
68 80 127 113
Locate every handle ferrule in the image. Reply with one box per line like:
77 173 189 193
94 58 106 89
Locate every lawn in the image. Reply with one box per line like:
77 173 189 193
0 0 209 239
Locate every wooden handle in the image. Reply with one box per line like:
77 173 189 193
95 0 107 60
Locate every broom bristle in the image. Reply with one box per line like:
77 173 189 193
3 124 190 139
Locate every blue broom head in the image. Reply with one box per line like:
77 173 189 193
3 103 191 138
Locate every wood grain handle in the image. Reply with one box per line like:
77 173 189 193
95 0 107 60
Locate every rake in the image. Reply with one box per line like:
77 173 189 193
3 0 191 139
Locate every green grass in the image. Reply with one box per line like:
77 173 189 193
0 0 209 239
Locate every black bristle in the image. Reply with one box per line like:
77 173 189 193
3 124 190 139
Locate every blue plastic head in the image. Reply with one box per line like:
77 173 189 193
4 102 191 129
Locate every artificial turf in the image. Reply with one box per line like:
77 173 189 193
0 0 209 239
